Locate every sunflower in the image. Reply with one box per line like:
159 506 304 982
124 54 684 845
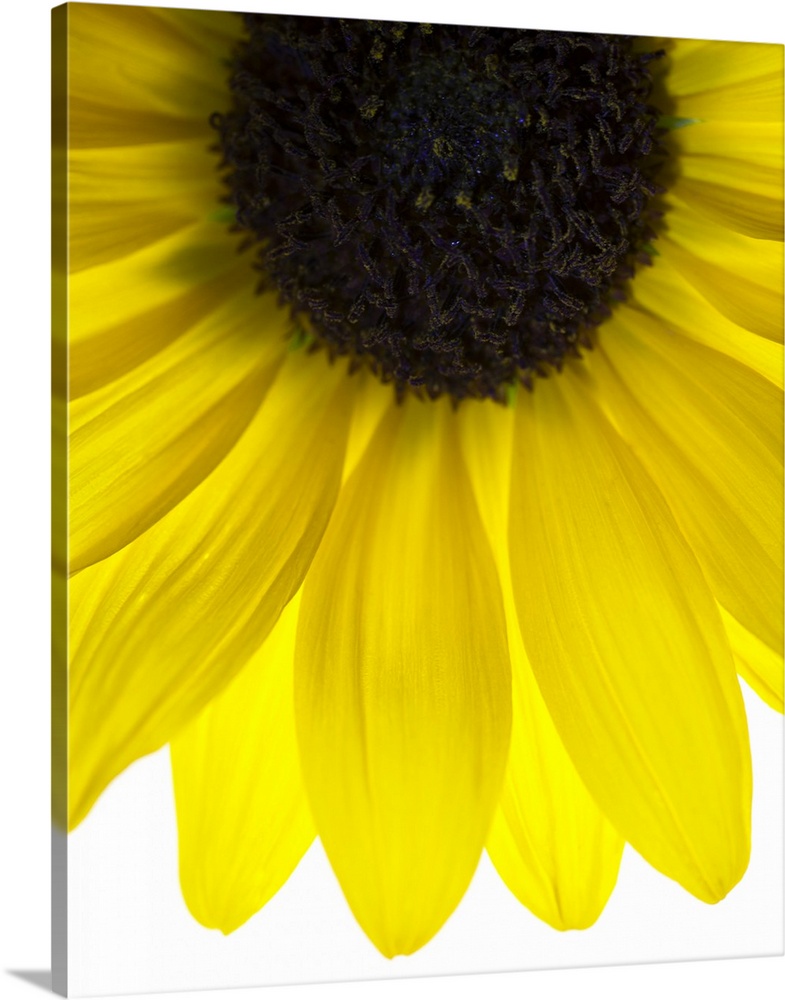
57 2 783 961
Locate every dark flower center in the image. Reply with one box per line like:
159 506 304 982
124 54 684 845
215 16 665 400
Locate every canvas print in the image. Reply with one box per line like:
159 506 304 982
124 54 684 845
52 3 784 995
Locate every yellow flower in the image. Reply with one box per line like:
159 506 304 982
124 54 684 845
58 4 783 959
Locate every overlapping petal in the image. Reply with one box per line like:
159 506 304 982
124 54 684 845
628 249 783 387
663 41 784 239
295 399 511 956
171 593 315 934
68 351 353 829
594 307 783 665
509 369 752 902
665 39 784 98
459 401 624 931
68 221 245 399
68 4 231 140
719 606 784 713
665 39 783 127
69 287 286 573
69 141 223 272
660 195 783 340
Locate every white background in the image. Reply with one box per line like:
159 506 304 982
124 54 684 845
2 1 784 998
66 688 782 995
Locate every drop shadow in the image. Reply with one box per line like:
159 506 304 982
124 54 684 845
7 970 53 993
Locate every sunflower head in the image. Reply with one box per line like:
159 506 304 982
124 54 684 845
215 17 666 399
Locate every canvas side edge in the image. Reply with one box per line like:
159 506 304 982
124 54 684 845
52 4 68 997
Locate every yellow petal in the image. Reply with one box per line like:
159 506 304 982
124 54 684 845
295 399 511 957
666 64 782 122
596 309 783 659
665 39 784 98
670 163 783 243
509 368 752 903
68 351 353 830
660 196 783 341
52 566 68 832
668 120 783 172
69 96 214 150
342 372 397 484
69 289 286 573
629 252 783 388
673 175 782 241
68 222 244 399
52 395 67 574
457 399 624 931
52 264 67 396
68 142 222 273
718 605 783 713
656 43 782 240
66 5 238 148
171 593 315 934
154 6 241 60
488 675 624 930
68 5 229 127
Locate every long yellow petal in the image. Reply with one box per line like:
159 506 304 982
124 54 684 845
668 120 783 172
68 351 353 830
52 396 67 574
718 605 783 713
628 253 783 388
458 399 624 931
676 148 783 208
69 289 286 573
672 175 783 241
171 593 315 934
67 5 238 148
672 76 783 124
295 399 511 957
660 196 783 341
488 665 624 930
69 5 229 125
154 6 241 61
596 309 783 660
52 566 68 832
509 368 751 903
68 222 245 399
663 45 784 242
69 142 222 273
342 373 396 484
69 96 214 150
665 39 784 98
